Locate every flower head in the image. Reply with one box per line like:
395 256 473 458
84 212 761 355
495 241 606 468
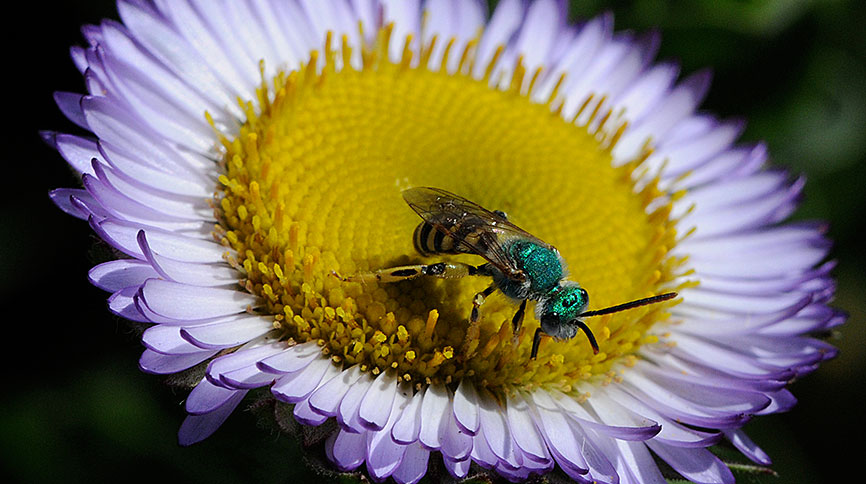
49 1 843 483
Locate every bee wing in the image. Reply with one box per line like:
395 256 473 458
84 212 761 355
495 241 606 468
402 187 553 280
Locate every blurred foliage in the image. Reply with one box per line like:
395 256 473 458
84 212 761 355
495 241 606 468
5 1 864 483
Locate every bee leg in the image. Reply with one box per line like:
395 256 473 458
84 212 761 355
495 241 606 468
335 262 485 283
511 299 527 343
530 327 544 360
470 284 498 324
464 284 497 355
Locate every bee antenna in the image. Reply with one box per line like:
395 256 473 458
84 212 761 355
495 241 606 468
580 292 677 318
574 319 600 355
530 321 600 360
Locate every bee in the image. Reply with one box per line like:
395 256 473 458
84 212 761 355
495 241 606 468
338 187 677 359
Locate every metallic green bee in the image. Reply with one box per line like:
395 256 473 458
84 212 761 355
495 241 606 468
341 187 677 359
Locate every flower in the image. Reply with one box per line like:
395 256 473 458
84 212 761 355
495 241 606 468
47 1 843 483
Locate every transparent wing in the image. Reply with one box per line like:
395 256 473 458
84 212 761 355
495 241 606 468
402 187 553 280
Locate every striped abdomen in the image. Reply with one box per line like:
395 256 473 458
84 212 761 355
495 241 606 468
412 214 492 257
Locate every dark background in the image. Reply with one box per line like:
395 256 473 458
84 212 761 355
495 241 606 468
3 1 863 482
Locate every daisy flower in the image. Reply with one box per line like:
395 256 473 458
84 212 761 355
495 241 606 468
47 1 843 483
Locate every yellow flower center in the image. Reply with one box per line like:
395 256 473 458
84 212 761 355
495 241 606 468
213 28 686 394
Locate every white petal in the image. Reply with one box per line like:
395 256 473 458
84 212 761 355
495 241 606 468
391 385 424 444
439 399 472 461
380 0 421 61
505 392 549 463
478 390 520 467
120 0 246 107
358 371 399 431
95 162 213 222
257 341 321 373
452 378 480 435
474 0 525 78
418 383 449 450
100 140 212 197
338 373 376 433
139 234 238 288
94 218 227 263
308 364 364 417
510 0 563 71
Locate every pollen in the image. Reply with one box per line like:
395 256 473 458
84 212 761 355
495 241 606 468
214 26 687 396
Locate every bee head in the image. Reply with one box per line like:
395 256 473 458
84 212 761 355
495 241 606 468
537 283 588 338
536 283 599 354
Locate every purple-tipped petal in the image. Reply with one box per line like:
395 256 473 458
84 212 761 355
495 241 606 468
723 428 772 466
107 286 149 322
186 378 239 415
142 325 203 355
601 386 721 448
442 456 471 480
49 189 95 220
139 348 215 375
55 132 101 174
647 441 735 484
271 356 337 403
139 279 256 321
257 341 320 374
220 365 277 389
391 443 430 484
294 396 329 426
88 258 158 292
554 389 661 442
331 429 367 471
180 314 274 350
528 392 589 474
54 91 89 130
206 342 284 387
391 387 424 445
470 424 498 469
178 389 247 446
365 384 412 480
308 364 364 417
138 231 237 287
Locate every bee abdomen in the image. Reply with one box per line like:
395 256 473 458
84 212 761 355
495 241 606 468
413 220 487 256
414 222 456 255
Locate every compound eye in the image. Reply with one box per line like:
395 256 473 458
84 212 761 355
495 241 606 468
579 288 589 306
540 312 561 335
